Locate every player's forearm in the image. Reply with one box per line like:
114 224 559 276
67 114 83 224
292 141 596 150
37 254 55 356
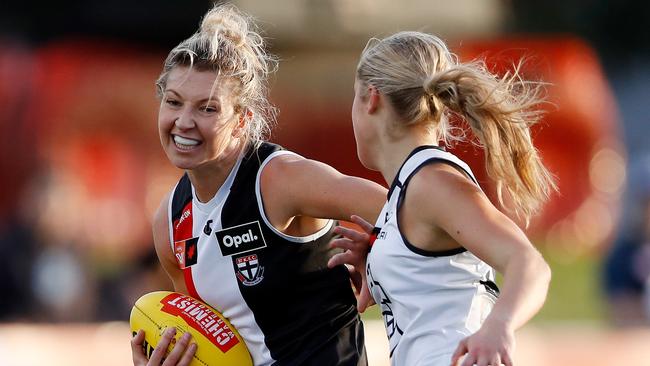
484 250 551 331
342 176 386 224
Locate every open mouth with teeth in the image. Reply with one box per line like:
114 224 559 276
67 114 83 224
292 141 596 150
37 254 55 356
173 134 202 150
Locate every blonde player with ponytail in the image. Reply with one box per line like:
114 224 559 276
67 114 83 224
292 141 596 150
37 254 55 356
131 4 386 366
329 32 556 366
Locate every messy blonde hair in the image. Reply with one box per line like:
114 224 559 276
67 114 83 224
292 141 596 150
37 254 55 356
357 31 556 220
156 3 278 147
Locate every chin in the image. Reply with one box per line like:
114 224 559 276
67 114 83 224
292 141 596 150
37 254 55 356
357 149 378 171
165 150 199 170
168 157 195 170
361 161 379 171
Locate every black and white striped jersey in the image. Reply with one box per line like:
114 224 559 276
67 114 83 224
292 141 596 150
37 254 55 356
168 142 366 366
367 145 499 366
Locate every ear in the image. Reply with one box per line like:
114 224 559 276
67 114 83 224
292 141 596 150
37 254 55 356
367 85 380 114
232 108 252 138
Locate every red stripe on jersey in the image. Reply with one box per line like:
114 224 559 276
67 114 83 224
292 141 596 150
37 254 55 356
184 267 202 301
173 201 194 242
172 201 204 302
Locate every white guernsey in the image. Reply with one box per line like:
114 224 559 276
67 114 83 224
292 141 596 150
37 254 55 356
367 146 499 366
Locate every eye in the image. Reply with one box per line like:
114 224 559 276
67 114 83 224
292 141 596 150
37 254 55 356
165 98 181 107
200 105 219 113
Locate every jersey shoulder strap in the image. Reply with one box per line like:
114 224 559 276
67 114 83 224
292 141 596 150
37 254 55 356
397 146 479 187
170 173 193 224
230 142 284 191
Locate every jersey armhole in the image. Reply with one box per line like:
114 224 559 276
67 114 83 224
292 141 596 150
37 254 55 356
396 158 473 257
255 150 334 243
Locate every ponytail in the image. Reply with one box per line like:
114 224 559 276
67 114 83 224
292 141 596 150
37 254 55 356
426 60 555 219
357 31 556 220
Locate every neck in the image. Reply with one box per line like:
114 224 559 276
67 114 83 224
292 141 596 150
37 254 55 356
375 125 438 186
187 141 245 203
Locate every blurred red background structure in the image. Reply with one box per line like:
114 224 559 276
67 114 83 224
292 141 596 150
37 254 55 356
0 36 624 259
0 40 39 223
23 40 163 259
455 37 625 251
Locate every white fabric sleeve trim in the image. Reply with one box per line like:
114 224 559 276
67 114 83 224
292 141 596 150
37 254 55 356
399 149 480 188
255 150 335 243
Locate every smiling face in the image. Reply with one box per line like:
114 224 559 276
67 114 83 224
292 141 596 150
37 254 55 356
158 66 243 171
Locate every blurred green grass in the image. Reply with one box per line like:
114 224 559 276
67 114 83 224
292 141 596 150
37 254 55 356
534 248 607 324
360 247 608 325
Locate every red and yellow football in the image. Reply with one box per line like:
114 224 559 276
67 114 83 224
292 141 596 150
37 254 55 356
130 291 252 366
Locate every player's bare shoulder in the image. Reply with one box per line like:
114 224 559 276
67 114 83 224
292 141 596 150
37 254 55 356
259 152 306 186
411 163 480 201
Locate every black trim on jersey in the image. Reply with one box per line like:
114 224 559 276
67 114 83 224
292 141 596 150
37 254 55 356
480 279 500 298
402 239 466 257
170 173 193 223
394 155 481 257
406 157 479 186
387 145 445 199
230 142 277 189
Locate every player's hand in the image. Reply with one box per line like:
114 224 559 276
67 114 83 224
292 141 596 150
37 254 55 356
449 320 515 366
131 327 197 366
327 215 376 312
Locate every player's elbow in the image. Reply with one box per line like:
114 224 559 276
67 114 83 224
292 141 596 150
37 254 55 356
531 250 551 295
511 247 551 295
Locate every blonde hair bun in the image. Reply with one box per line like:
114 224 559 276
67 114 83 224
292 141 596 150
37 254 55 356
201 4 248 49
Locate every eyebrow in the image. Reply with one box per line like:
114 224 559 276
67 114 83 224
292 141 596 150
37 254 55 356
164 89 219 105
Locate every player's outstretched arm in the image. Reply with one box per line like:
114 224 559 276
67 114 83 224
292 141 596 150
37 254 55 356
259 154 386 225
259 154 385 310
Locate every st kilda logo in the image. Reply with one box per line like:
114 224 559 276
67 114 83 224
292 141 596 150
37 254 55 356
215 221 267 256
235 254 264 286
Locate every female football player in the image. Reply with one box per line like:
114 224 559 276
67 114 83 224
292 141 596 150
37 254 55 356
329 31 555 366
130 4 386 366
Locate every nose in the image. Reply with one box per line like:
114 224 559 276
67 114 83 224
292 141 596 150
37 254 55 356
174 109 195 130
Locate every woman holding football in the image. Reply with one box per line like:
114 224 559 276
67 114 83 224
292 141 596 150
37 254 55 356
130 4 385 366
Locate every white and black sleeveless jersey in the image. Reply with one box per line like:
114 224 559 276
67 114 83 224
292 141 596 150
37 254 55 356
366 145 499 366
168 142 366 366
